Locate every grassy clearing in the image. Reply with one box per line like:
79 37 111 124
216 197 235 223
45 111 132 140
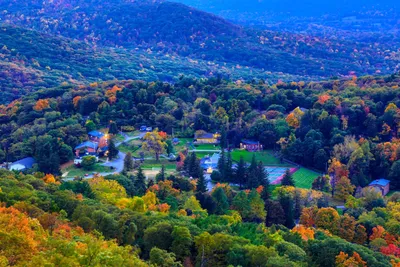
194 143 221 150
140 159 177 170
293 167 320 189
231 150 289 166
64 164 112 177
173 138 193 153
195 152 211 159
114 134 126 143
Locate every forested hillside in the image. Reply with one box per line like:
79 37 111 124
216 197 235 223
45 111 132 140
1 24 291 104
0 0 398 86
2 1 400 266
1 74 400 266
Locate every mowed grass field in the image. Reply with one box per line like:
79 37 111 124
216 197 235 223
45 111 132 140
194 143 221 150
293 167 321 189
231 150 290 166
141 159 177 170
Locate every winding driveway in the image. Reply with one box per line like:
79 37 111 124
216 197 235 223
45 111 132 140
64 132 145 180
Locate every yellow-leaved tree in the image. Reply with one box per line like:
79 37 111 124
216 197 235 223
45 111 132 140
142 129 166 161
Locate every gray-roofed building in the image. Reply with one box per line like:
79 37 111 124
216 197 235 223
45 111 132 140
10 157 36 171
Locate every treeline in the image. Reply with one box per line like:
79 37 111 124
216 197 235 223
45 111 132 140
2 73 400 182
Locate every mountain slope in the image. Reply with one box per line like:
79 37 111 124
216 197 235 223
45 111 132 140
3 24 321 103
0 0 399 79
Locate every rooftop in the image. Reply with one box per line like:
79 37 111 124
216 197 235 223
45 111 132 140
195 132 215 139
75 141 99 150
241 140 260 145
11 157 36 169
88 130 105 138
369 179 390 187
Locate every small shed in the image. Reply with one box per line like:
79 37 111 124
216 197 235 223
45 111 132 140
10 157 36 171
367 179 390 196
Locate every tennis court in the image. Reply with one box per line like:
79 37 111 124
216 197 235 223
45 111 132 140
266 166 293 184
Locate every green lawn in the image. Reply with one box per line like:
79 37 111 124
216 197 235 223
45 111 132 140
64 164 112 178
173 138 193 153
140 159 177 170
114 134 125 143
195 152 211 159
194 143 221 150
231 150 289 166
293 167 321 189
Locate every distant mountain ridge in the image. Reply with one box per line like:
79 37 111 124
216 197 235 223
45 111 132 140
0 0 399 103
174 0 400 17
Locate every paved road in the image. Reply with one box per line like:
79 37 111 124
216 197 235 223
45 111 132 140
64 132 146 180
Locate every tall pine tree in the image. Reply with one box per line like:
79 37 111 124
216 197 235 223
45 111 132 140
156 165 166 182
279 194 295 228
256 161 270 201
123 152 134 172
247 154 258 189
235 156 247 189
196 167 207 193
108 139 119 160
220 128 227 149
281 168 295 186
226 150 233 182
134 167 147 196
217 149 226 182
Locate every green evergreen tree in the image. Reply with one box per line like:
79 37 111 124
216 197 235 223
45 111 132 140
134 167 147 196
246 154 259 189
294 190 302 219
196 167 207 194
256 161 270 201
156 165 166 182
108 139 119 160
279 194 295 228
212 187 229 215
235 156 247 189
109 121 119 135
281 168 295 186
217 149 226 181
226 150 233 182
220 128 227 149
165 139 174 155
185 152 200 178
123 152 134 172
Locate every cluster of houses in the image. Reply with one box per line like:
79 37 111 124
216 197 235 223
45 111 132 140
74 131 109 166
